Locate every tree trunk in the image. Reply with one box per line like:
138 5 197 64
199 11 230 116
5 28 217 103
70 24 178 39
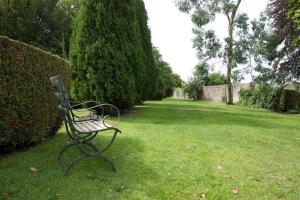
227 25 234 104
226 0 242 105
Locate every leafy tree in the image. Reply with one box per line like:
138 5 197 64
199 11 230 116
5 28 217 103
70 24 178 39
152 47 176 100
0 0 77 57
193 62 210 84
184 78 203 100
184 62 209 100
70 0 141 109
268 0 300 81
207 73 227 85
176 0 251 104
288 0 300 31
172 73 184 88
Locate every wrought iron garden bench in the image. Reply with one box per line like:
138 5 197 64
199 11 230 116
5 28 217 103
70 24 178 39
50 75 121 175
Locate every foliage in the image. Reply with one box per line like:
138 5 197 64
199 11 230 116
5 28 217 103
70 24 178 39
184 78 203 100
288 0 300 31
70 0 145 109
239 84 280 110
0 0 78 58
207 72 227 86
247 13 284 84
193 62 210 84
0 99 299 199
176 0 247 104
70 0 164 108
172 73 184 88
184 62 209 100
268 0 300 81
238 83 294 112
279 89 300 113
135 0 157 100
185 62 227 99
0 36 71 152
151 47 176 100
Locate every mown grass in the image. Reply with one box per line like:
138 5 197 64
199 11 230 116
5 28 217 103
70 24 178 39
0 99 299 200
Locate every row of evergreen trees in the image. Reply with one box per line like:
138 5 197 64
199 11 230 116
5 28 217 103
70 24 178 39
70 0 178 109
0 0 180 109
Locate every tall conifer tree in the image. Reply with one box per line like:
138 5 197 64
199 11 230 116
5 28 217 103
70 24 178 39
134 0 157 100
70 0 143 109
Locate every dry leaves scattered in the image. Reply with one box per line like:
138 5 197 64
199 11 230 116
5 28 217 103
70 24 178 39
115 186 126 193
231 188 238 194
199 193 206 199
29 167 38 173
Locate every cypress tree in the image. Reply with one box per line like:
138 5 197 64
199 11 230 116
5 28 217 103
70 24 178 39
134 0 157 100
70 0 144 109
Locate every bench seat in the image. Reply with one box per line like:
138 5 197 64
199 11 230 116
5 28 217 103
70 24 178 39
73 120 112 133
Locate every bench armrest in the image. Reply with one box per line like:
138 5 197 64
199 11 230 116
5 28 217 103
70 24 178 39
70 101 120 128
88 104 120 128
70 101 98 109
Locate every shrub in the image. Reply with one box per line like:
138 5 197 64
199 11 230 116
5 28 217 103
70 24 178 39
239 84 300 113
207 73 227 86
239 84 280 110
279 89 300 112
184 78 203 100
0 36 71 153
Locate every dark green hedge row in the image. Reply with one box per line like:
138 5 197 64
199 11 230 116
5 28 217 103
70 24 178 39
0 36 71 153
279 89 300 112
239 84 300 113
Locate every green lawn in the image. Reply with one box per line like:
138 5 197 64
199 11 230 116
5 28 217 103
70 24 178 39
0 99 299 200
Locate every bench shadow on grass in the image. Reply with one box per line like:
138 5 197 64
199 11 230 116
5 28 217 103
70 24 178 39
54 130 158 174
128 103 295 130
0 131 160 198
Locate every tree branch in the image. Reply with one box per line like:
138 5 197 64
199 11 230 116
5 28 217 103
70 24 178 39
230 0 242 25
226 13 230 24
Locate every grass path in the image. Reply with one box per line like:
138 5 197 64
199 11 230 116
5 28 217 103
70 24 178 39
0 99 299 199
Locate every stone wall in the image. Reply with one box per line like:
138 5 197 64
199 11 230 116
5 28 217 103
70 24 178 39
201 85 227 102
232 83 251 102
201 83 250 103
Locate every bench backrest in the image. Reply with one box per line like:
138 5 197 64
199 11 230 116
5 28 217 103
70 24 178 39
50 75 72 122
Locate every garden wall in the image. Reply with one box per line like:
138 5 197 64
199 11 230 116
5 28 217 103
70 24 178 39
201 83 251 103
172 88 188 99
0 36 71 152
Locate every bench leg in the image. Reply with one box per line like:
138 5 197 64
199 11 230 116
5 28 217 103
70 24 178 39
58 130 119 175
83 130 119 172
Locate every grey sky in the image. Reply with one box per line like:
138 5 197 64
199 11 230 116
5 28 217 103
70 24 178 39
144 0 269 81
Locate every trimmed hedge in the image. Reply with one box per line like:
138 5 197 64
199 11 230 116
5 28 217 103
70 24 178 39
279 89 300 112
0 36 71 153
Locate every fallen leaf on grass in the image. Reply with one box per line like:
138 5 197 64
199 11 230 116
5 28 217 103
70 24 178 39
200 193 206 199
217 165 223 170
115 186 126 193
30 167 38 173
2 192 13 198
231 188 238 194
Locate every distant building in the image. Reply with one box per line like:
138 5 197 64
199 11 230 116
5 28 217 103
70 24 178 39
172 88 188 99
